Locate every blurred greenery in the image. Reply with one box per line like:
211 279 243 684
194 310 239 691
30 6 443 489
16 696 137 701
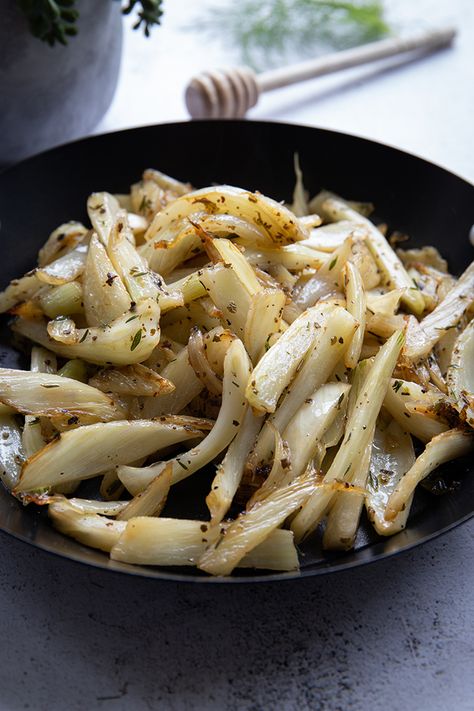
17 0 163 46
203 0 390 71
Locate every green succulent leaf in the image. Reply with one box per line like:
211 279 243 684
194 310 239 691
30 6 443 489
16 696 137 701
17 0 163 45
122 0 164 37
18 0 79 46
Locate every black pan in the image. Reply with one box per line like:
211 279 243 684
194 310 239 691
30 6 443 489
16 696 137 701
0 120 473 583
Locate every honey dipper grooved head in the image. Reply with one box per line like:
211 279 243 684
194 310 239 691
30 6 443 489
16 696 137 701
185 67 260 119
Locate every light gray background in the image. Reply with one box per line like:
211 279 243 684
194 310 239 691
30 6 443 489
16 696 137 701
1 1 473 709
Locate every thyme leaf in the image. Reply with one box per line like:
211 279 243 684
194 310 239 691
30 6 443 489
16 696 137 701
130 329 143 351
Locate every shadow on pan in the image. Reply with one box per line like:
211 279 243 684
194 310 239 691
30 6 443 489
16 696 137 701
0 119 473 583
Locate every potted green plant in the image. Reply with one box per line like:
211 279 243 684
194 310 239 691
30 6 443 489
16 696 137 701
0 1 163 167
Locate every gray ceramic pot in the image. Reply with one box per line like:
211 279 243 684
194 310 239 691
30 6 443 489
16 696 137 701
0 1 123 167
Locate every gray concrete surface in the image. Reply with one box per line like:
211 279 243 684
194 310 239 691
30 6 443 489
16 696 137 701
0 521 473 710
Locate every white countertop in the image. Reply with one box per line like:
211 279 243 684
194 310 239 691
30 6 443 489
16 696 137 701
1 1 473 709
99 0 474 183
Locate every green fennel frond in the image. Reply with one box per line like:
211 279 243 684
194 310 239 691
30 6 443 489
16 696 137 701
201 0 390 71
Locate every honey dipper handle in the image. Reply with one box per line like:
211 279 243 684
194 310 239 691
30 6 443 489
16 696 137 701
258 27 456 92
185 27 456 120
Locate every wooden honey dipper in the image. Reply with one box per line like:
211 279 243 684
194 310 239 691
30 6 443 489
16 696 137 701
185 27 456 119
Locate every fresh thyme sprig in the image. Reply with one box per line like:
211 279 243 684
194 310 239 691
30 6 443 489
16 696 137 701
17 0 163 46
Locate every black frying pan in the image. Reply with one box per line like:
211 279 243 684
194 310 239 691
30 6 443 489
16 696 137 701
0 120 472 583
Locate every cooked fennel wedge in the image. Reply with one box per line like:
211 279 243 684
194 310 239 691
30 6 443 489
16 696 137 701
246 303 352 415
139 218 203 275
82 234 131 327
116 462 172 521
58 497 129 516
243 288 286 364
87 192 121 246
211 237 262 295
282 382 351 483
141 345 203 418
0 369 122 424
321 360 375 549
111 518 298 571
323 439 372 550
1 163 471 576
291 330 404 543
343 261 366 369
365 419 416 536
290 153 309 216
36 244 88 286
250 305 356 465
384 378 450 443
13 297 161 365
247 425 293 507
199 264 253 338
198 471 316 576
39 281 84 319
38 222 88 268
89 364 174 398
21 346 57 458
206 408 263 524
385 428 474 522
447 318 474 428
15 418 207 492
311 191 424 315
0 414 24 490
118 337 251 493
0 271 41 313
49 498 127 552
187 327 226 395
405 261 474 360
302 221 358 252
144 185 308 246
243 243 327 271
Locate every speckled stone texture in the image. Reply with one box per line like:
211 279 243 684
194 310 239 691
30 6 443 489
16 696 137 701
0 522 473 710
